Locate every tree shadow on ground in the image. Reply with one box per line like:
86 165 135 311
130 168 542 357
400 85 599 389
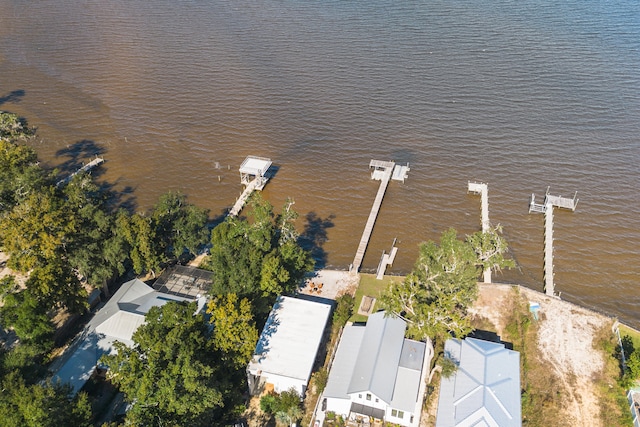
0 89 25 106
55 139 107 176
298 212 335 269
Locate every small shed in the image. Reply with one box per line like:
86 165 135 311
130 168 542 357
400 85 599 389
239 156 272 190
247 296 332 396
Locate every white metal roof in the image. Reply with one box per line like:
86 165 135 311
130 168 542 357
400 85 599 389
52 279 195 394
436 338 521 427
323 325 366 399
348 311 406 403
324 312 426 414
239 156 272 176
248 296 331 386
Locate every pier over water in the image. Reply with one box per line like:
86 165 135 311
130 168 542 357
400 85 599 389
229 156 272 217
352 160 409 273
529 187 579 296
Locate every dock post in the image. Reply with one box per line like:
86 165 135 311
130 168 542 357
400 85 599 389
529 187 578 297
544 202 555 296
468 182 491 283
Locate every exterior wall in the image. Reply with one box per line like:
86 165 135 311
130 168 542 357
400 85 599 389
385 407 413 427
325 397 352 418
263 372 306 396
348 392 387 411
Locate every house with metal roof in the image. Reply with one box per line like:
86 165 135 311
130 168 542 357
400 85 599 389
247 295 332 396
436 337 521 427
52 278 207 394
321 311 428 427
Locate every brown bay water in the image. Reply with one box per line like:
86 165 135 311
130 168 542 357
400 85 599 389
0 1 639 326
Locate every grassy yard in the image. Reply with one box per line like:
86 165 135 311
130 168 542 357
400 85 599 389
350 273 404 323
619 323 640 352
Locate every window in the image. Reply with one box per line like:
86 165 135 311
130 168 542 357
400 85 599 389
366 393 371 401
391 410 404 419
358 394 362 398
375 398 379 403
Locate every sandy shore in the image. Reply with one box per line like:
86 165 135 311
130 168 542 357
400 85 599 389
470 283 612 426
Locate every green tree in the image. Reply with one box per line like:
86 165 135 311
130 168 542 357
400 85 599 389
101 301 225 426
0 371 92 427
116 209 163 277
63 173 123 292
151 192 209 259
333 294 355 328
0 139 48 212
626 349 640 380
0 186 74 272
205 194 313 308
0 111 34 142
466 225 515 277
380 228 485 343
259 388 302 422
0 261 86 345
0 289 54 345
207 293 259 369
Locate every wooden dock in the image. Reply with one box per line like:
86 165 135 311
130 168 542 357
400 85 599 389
529 187 579 296
56 156 105 187
229 177 262 217
352 160 395 273
228 156 273 217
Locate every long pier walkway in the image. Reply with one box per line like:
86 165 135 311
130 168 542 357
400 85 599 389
56 156 105 187
352 160 396 272
529 187 578 296
228 177 261 217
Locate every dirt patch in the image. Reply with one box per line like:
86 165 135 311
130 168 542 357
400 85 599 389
300 270 359 300
471 284 611 427
520 288 609 426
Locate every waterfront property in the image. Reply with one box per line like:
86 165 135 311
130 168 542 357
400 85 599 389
247 295 332 396
229 156 273 217
321 311 428 427
352 160 409 273
436 337 521 427
52 272 210 394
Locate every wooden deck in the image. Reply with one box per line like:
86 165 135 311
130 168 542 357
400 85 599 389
352 161 395 272
529 187 579 296
56 156 105 187
229 177 262 217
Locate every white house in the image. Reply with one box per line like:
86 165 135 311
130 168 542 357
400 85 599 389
52 278 206 394
322 311 427 427
247 296 332 396
436 337 521 427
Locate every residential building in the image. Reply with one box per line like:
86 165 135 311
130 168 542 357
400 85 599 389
247 295 332 396
52 274 208 394
322 311 428 427
436 337 521 427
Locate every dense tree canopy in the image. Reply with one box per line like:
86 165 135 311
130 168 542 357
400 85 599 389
0 112 217 424
0 371 92 427
204 194 314 315
101 301 226 427
207 293 259 369
380 227 514 343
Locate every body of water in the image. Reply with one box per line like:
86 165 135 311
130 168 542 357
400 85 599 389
0 0 639 326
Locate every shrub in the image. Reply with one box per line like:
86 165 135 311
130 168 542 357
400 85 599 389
333 294 354 328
